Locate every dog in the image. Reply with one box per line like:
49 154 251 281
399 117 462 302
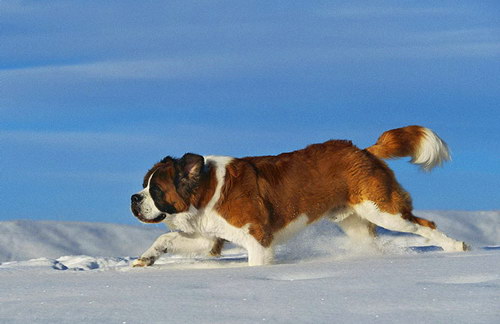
131 125 467 267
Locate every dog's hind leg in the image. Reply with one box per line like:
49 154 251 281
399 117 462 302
334 214 380 253
337 214 377 244
353 201 467 252
247 241 274 266
327 208 376 244
338 214 377 241
133 232 219 267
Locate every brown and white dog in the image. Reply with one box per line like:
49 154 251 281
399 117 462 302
131 125 467 267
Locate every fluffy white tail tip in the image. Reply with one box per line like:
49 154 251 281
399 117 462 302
412 128 451 171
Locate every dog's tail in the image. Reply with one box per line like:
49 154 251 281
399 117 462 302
366 125 451 171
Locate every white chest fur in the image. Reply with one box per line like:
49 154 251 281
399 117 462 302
162 156 250 242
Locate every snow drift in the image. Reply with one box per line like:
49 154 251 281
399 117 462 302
0 220 165 263
0 211 498 323
0 211 498 264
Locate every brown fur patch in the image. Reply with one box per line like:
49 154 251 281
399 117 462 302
366 125 425 160
190 163 218 209
215 139 420 244
411 216 437 229
209 238 226 257
146 158 219 213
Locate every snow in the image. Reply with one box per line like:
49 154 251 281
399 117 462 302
0 211 499 323
0 220 165 262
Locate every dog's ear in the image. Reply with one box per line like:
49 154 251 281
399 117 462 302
176 153 204 197
179 153 204 180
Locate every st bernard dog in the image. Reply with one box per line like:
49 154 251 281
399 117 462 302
131 125 468 267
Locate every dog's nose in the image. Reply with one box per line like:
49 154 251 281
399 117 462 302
131 194 143 203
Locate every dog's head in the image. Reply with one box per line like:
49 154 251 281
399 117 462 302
131 153 204 223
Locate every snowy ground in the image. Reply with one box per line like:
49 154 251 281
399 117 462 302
0 211 499 323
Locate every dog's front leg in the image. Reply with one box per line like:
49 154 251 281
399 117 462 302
133 232 218 267
163 208 198 234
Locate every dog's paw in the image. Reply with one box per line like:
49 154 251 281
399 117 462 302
132 257 154 267
442 241 470 252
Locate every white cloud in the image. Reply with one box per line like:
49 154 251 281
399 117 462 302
0 130 154 148
354 42 500 59
0 0 35 13
0 54 258 81
318 6 464 18
1 39 499 84
408 27 500 43
12 169 139 183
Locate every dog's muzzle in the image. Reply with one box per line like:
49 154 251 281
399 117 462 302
130 194 166 223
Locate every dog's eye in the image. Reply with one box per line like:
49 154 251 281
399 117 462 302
150 186 163 198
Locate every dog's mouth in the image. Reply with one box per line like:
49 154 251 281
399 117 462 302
142 213 167 223
135 212 167 224
132 206 167 224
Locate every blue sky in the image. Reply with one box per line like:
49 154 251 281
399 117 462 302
1 0 499 224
